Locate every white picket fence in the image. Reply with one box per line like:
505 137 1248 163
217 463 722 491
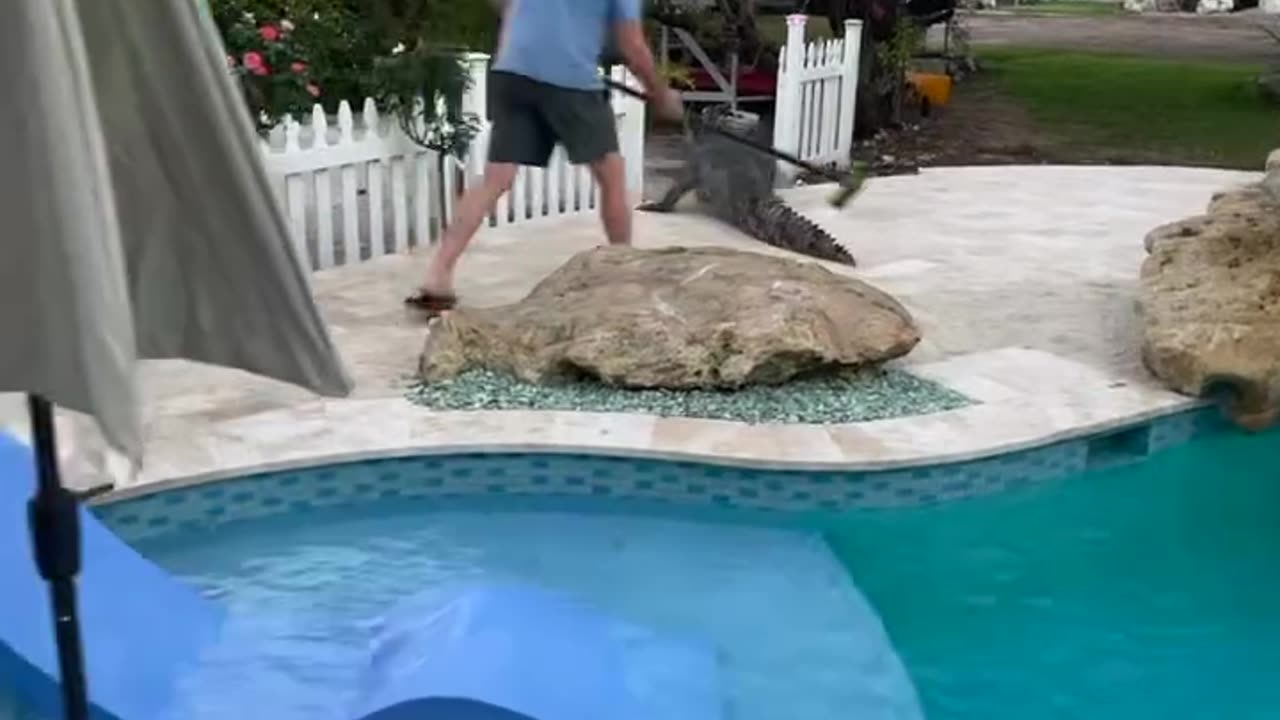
772 15 863 183
259 55 646 272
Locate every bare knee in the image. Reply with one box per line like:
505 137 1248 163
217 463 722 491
483 163 518 194
590 153 627 197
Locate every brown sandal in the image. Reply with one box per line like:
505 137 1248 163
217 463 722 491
404 289 458 313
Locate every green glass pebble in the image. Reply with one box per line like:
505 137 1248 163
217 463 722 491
406 368 972 424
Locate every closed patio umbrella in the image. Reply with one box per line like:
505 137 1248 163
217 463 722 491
0 1 354 718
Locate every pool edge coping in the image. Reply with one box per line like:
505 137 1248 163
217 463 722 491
94 396 1211 506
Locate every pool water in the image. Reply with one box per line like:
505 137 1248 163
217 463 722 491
828 428 1280 719
126 426 1280 719
138 509 919 720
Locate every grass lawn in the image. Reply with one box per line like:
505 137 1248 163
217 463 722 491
1003 0 1125 15
978 47 1279 168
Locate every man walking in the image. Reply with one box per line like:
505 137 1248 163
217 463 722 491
406 0 683 311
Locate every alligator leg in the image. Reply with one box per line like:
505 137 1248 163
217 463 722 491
638 166 698 213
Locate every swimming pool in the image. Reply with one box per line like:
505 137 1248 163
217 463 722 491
17 409 1280 719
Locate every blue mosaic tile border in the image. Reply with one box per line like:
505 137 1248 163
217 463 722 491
94 407 1232 543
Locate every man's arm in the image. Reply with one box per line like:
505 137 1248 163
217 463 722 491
613 19 663 98
491 0 511 57
608 0 681 121
609 0 663 95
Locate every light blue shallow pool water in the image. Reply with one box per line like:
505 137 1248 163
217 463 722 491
138 508 913 720
123 426 1279 719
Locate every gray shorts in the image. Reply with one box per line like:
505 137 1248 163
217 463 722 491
486 70 619 167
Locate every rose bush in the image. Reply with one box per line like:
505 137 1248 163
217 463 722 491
209 0 495 155
220 12 321 131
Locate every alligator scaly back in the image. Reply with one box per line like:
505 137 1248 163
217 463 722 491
742 196 856 266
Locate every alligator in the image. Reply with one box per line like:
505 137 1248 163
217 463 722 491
639 106 856 266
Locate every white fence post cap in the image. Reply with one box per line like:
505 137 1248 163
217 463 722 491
786 13 808 25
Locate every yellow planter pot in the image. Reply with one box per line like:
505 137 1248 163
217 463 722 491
908 72 953 108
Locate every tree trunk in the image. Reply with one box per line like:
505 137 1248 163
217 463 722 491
847 0 901 138
717 0 765 68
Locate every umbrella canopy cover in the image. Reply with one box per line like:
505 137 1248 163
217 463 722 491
0 0 353 458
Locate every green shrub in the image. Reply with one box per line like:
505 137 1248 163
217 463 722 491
209 0 496 155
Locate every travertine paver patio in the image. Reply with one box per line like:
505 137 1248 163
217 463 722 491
0 165 1261 492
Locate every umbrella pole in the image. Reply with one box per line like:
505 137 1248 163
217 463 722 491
26 395 90 720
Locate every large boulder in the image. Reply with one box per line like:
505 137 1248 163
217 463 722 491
419 246 920 388
1138 160 1280 430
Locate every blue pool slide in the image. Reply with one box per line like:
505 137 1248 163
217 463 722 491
0 433 223 720
0 432 721 720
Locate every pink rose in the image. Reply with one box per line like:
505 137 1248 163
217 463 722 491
290 61 308 74
259 25 281 42
306 83 321 98
225 55 236 68
242 51 269 76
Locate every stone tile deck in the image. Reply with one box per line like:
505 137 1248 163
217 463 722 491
0 165 1261 493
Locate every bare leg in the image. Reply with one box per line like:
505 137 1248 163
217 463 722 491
590 152 631 246
421 162 518 295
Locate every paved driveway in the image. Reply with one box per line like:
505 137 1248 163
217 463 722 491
957 11 1275 63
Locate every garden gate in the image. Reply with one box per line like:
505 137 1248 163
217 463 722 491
772 15 863 183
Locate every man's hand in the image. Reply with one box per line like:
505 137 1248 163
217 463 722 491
652 86 684 123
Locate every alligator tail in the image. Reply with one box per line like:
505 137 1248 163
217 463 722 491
741 197 856 266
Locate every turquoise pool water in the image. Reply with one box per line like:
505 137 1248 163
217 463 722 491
829 428 1280 719
119 426 1280 719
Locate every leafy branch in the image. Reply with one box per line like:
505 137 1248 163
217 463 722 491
370 44 480 157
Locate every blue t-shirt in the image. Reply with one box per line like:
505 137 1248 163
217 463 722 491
492 0 641 91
